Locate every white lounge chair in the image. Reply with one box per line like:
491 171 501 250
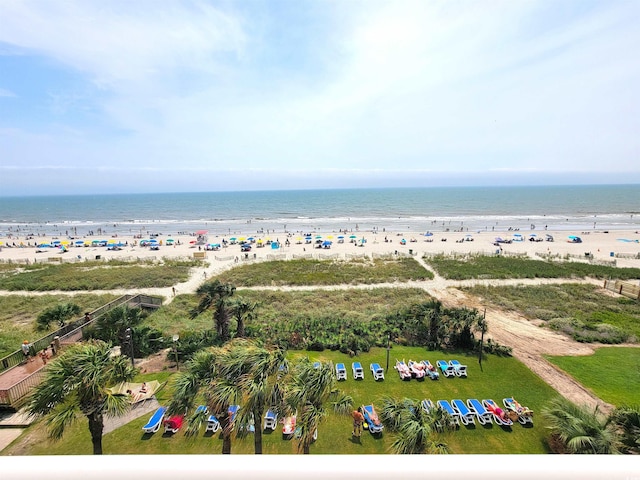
420 360 439 380
264 409 278 431
436 360 455 378
451 399 475 426
205 414 220 433
408 360 426 379
466 399 493 425
503 397 534 425
335 363 347 381
370 363 384 381
352 362 364 380
449 360 468 377
142 406 167 434
421 399 435 413
395 360 412 381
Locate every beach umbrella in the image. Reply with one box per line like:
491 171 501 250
322 240 332 247
230 237 237 242
315 235 322 239
349 235 357 239
424 232 433 237
247 237 255 242
327 235 334 239
75 240 84 246
189 240 197 244
338 235 344 239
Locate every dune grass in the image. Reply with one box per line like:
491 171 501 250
425 253 640 280
8 346 556 455
545 347 640 407
466 283 640 342
146 287 432 336
0 258 201 291
213 257 433 287
0 294 119 357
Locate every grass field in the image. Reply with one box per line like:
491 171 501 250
545 347 640 407
8 347 557 455
213 257 433 287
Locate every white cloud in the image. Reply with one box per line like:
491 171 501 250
0 1 638 194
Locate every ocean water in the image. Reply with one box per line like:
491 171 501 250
0 185 639 239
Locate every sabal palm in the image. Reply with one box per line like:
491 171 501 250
232 340 286 453
27 340 136 454
606 405 640 454
379 396 451 454
192 280 236 342
284 358 352 454
542 396 619 454
230 298 258 338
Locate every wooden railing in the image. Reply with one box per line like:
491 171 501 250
0 294 162 373
603 280 640 301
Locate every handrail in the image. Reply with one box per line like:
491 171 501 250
0 294 163 374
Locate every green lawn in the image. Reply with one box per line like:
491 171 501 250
545 347 640 407
9 347 557 455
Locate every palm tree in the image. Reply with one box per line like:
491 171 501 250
283 358 352 454
230 298 258 338
27 340 137 454
36 302 81 330
379 396 451 454
235 340 286 454
191 280 236 342
542 396 619 454
607 405 640 454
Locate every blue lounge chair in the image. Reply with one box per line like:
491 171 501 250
466 399 492 425
264 409 278 430
483 399 513 426
449 360 467 377
142 406 167 433
352 362 364 380
420 360 439 380
194 405 208 415
436 360 455 377
362 404 383 434
451 399 475 425
436 400 460 427
370 363 384 381
335 363 347 381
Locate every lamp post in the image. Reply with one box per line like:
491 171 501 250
172 334 179 371
124 328 134 368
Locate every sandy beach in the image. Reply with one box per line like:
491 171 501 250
1 228 639 268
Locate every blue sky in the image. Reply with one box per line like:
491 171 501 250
1 1 639 196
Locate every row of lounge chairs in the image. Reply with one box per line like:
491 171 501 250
335 362 384 381
394 359 467 380
421 397 533 427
